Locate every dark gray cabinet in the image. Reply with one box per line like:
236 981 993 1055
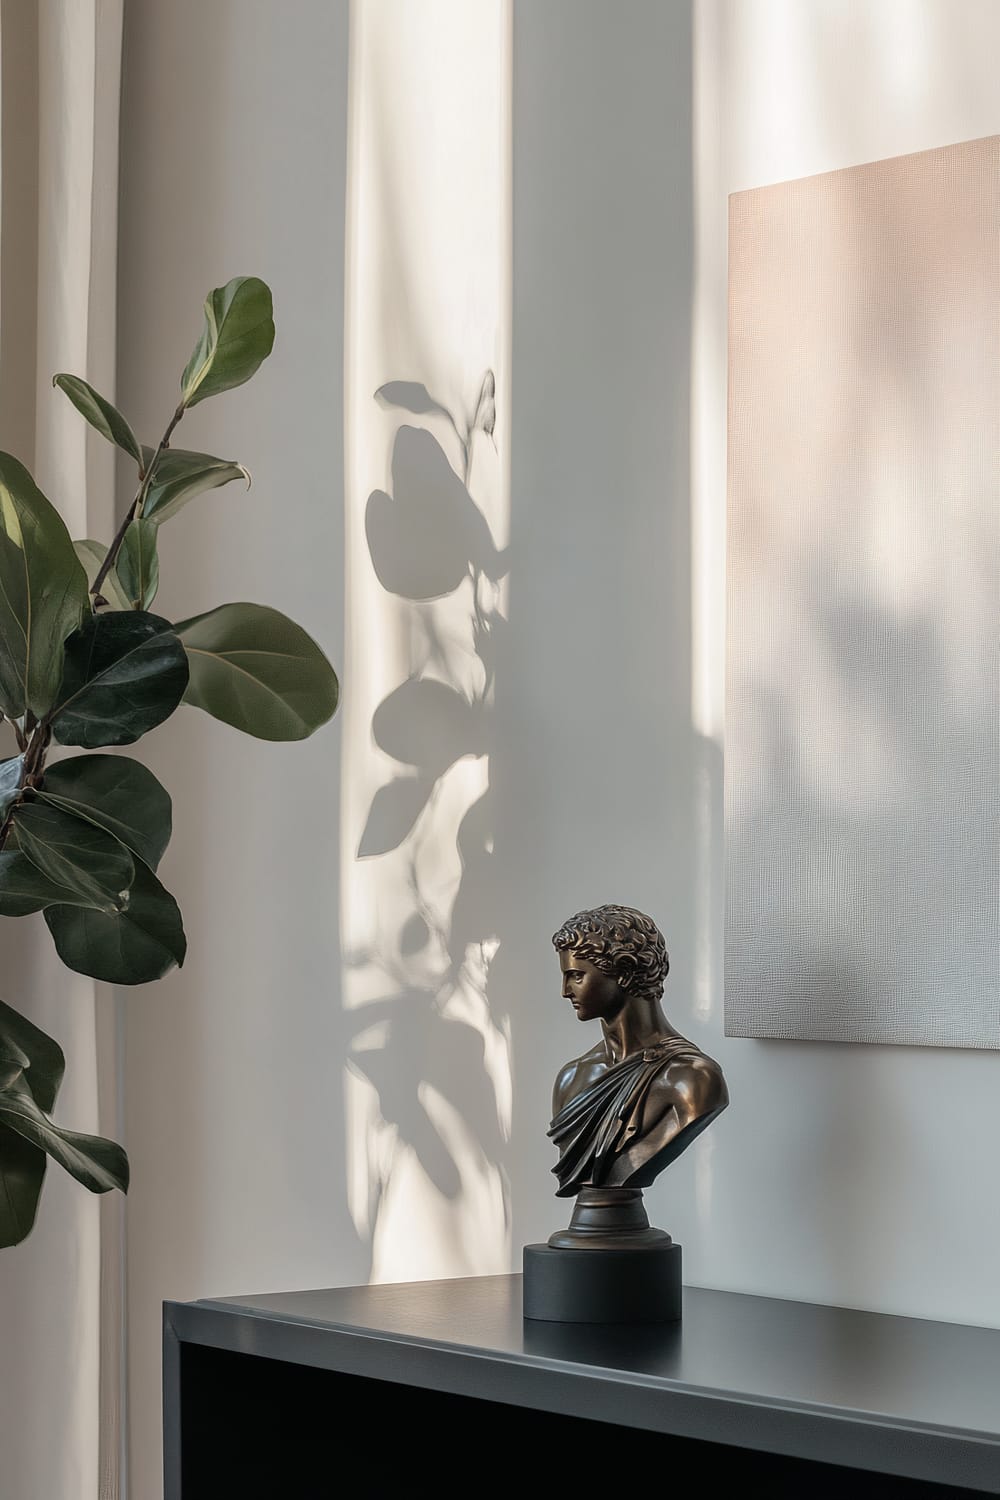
164 1275 1000 1497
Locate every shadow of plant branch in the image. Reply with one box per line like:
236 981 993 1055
351 371 510 1251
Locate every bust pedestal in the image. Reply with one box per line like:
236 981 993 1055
522 1187 682 1324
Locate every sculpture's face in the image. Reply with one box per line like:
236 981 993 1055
559 950 625 1023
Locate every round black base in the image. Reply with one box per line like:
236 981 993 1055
522 1240 682 1324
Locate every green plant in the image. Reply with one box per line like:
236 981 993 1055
0 277 339 1246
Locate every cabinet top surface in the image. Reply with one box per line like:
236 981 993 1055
186 1275 1000 1444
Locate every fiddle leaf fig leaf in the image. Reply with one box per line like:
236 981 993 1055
0 1035 29 1094
180 276 274 409
0 452 89 718
0 1080 128 1196
0 851 87 916
0 1123 46 1246
40 754 171 872
0 999 127 1247
49 611 189 748
114 518 159 609
52 375 142 464
0 1000 62 1112
175 602 339 741
73 540 132 611
0 755 24 822
44 859 186 985
139 446 250 525
11 802 133 914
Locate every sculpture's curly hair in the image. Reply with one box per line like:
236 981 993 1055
551 904 669 1003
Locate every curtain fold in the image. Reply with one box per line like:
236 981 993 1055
0 3 125 1497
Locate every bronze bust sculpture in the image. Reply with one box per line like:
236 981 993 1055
523 905 729 1324
549 905 728 1196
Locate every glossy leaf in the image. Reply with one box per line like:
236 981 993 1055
44 859 186 985
0 851 86 916
0 755 24 822
0 1000 62 1111
12 802 133 914
0 1123 45 1247
0 1079 128 1195
115 518 159 609
73 540 132 611
0 1001 62 1247
0 452 89 717
0 998 127 1246
176 602 339 741
52 375 142 464
40 753 171 872
0 1034 29 1093
49 610 189 748
180 276 274 409
140 447 250 525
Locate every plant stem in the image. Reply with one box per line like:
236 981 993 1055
90 402 185 602
0 725 49 850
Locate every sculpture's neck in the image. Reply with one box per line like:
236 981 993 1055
601 999 672 1063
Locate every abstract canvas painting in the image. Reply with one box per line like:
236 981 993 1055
725 136 999 1048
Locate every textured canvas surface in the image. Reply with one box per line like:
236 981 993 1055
725 136 999 1049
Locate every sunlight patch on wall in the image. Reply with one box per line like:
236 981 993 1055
343 0 512 1282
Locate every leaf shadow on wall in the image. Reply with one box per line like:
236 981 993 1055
349 377 511 1271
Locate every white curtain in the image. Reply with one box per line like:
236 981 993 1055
0 3 125 1498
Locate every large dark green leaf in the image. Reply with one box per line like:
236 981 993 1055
176 602 339 741
0 999 126 1246
0 1123 45 1247
45 859 186 984
115 518 159 609
0 1002 59 1247
49 610 189 748
11 802 133 913
73 540 132 611
40 754 171 871
180 277 274 408
0 1035 29 1093
0 850 89 916
0 453 89 717
0 1000 62 1110
0 1080 128 1195
0 755 24 822
140 446 250 525
52 375 142 464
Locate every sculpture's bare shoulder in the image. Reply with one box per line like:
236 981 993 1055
552 1041 609 1116
646 1049 728 1131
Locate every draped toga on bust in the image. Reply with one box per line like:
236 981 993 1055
548 1035 699 1197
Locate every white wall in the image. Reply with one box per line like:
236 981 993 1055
117 4 354 1496
117 1 1000 1494
341 0 513 1285
678 0 1000 1322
